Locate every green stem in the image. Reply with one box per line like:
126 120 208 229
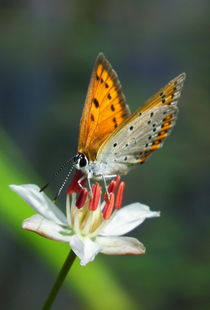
42 250 76 310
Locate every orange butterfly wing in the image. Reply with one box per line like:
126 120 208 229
78 53 131 161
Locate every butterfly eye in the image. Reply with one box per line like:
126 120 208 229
79 156 87 168
73 153 88 170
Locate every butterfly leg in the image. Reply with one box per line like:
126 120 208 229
102 174 117 199
87 177 93 197
104 174 117 179
78 173 93 197
77 174 86 190
102 175 109 198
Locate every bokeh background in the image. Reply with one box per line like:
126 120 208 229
0 1 210 309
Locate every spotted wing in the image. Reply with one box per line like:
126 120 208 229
78 53 131 161
96 73 186 175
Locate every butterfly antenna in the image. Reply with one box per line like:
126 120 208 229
40 157 74 193
52 165 74 202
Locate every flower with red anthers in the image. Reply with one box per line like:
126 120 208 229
10 177 160 266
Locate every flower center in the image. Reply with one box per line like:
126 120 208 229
68 176 125 237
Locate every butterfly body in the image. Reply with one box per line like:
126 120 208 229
74 53 186 186
73 153 119 181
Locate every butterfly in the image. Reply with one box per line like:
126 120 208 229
41 53 186 198
72 53 186 189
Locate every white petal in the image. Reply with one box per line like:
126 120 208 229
99 203 160 236
97 236 145 255
69 235 101 266
10 184 67 225
22 214 72 242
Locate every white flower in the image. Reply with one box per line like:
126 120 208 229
10 181 160 266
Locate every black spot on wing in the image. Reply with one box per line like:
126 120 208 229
113 117 118 128
111 104 115 111
93 98 99 108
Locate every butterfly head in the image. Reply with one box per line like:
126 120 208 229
73 152 89 173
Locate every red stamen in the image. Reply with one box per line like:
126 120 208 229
114 176 121 188
67 171 87 194
104 176 121 202
89 183 101 211
103 192 115 219
115 182 125 209
104 192 108 203
108 180 117 193
76 188 88 209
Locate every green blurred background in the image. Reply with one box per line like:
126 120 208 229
0 1 210 309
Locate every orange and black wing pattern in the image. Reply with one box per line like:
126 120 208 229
78 53 131 161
